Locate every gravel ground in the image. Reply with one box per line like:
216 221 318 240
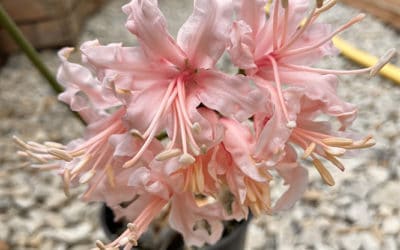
0 1 399 250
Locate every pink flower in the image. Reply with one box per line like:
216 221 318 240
14 1 393 249
229 0 391 129
81 0 266 169
105 158 227 248
14 48 144 202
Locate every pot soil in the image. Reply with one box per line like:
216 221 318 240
100 205 249 250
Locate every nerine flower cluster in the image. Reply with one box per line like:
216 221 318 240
14 0 394 249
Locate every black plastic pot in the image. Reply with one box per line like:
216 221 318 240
100 205 249 250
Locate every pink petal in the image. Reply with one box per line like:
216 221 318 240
57 48 119 123
280 23 339 65
252 86 292 163
81 40 150 72
255 0 309 57
177 0 232 68
229 21 258 70
285 72 357 128
230 0 268 69
273 146 308 211
183 91 224 149
169 193 224 247
83 167 137 207
234 0 267 37
125 82 170 134
122 0 186 67
81 40 177 83
194 70 266 121
221 119 266 182
273 163 308 211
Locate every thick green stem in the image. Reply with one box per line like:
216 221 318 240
0 4 85 124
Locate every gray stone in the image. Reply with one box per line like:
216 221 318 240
245 223 267 249
366 166 389 184
382 237 398 250
43 222 92 244
346 201 372 226
339 233 363 250
370 182 400 207
359 232 381 250
0 226 9 241
14 196 35 210
382 217 400 234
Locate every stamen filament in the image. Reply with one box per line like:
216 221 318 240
272 0 280 51
280 14 365 58
266 55 291 122
142 81 176 138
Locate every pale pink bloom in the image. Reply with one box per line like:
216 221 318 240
105 159 228 248
57 48 121 124
81 0 266 169
14 48 150 202
14 1 390 249
229 0 383 129
219 118 309 214
169 192 225 247
272 145 308 211
216 119 273 216
253 74 357 163
255 84 375 188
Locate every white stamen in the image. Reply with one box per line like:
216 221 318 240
128 235 138 246
17 151 29 157
302 142 316 159
63 170 71 197
25 151 48 163
324 146 346 156
315 0 337 14
322 137 353 147
31 163 59 170
179 153 196 165
370 48 396 77
312 157 335 186
200 144 207 154
95 240 106 250
129 129 144 139
71 155 91 175
325 154 345 171
106 165 116 188
286 120 297 129
44 141 66 149
189 142 200 156
127 223 136 232
27 141 45 148
155 149 182 161
191 122 201 134
47 148 73 162
12 135 29 149
118 237 129 246
79 169 96 184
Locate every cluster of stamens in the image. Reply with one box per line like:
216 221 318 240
292 127 375 186
123 71 206 169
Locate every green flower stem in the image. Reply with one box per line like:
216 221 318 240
0 4 85 124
